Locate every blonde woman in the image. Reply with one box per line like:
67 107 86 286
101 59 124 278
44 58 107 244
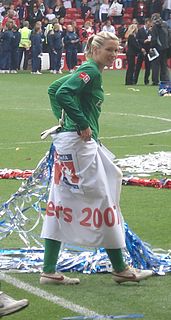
47 22 64 74
40 31 153 285
125 23 140 85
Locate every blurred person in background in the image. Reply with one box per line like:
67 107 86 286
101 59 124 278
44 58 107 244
29 3 44 29
132 0 147 25
134 18 152 85
37 0 46 16
125 23 140 85
53 0 66 19
166 12 171 28
18 20 31 70
16 0 28 25
59 17 67 34
10 24 21 73
108 0 124 25
99 0 109 23
46 7 56 21
2 8 20 28
0 20 13 73
162 0 171 21
81 0 91 20
146 0 162 18
30 21 43 74
0 2 5 23
63 0 73 9
0 21 3 71
117 22 127 51
71 20 82 52
150 13 170 85
47 21 63 73
102 18 115 34
79 20 94 52
64 24 79 72
89 0 102 23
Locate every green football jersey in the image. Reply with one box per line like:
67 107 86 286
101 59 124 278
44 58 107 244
48 59 104 141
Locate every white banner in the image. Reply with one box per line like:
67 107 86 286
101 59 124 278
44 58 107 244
41 132 126 249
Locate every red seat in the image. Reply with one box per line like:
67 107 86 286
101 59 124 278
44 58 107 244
123 18 132 24
64 18 72 24
75 13 82 18
124 13 133 19
76 18 84 24
76 20 84 27
124 7 134 14
66 8 77 14
66 13 75 19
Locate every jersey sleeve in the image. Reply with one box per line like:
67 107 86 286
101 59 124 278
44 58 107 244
48 74 71 120
55 65 98 130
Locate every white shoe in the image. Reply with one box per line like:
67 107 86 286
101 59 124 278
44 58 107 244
69 69 74 73
36 71 42 74
0 292 29 316
112 266 153 284
40 272 80 285
53 70 57 74
11 70 17 73
57 69 63 74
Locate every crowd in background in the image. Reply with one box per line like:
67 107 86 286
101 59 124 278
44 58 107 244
0 0 171 80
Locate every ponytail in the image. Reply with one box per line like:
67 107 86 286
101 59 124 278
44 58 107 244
84 31 119 58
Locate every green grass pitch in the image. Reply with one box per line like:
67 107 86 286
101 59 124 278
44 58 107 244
0 70 171 320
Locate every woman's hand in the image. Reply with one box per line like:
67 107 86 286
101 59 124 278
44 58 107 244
79 127 92 142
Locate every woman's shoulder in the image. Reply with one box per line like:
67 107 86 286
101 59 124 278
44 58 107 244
78 60 100 72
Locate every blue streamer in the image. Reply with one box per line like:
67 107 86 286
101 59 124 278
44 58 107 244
0 145 171 274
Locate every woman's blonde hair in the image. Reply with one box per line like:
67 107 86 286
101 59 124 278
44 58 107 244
84 31 119 58
125 24 138 39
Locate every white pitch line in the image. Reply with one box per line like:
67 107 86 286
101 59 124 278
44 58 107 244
102 112 171 123
100 112 171 140
100 128 171 140
0 273 100 317
0 113 170 148
0 107 51 111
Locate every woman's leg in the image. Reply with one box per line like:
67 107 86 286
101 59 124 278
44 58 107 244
106 248 126 273
43 238 61 273
40 239 80 285
107 248 153 283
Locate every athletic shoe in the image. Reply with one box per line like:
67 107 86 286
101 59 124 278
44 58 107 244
112 266 153 284
31 71 42 74
0 292 29 316
57 69 63 74
40 272 80 285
